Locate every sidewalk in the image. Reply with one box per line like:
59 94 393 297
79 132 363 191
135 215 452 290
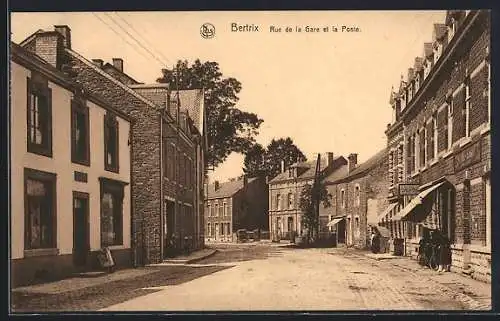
358 250 491 310
153 248 217 265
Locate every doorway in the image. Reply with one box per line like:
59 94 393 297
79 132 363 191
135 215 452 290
73 192 89 267
337 219 346 244
164 200 175 258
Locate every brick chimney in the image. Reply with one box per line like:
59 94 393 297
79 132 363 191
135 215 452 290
23 31 64 69
325 152 334 168
214 181 220 191
348 153 358 174
112 58 124 72
92 59 104 68
54 25 71 49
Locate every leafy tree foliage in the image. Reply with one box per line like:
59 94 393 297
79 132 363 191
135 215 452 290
157 59 264 169
299 181 331 242
243 138 306 179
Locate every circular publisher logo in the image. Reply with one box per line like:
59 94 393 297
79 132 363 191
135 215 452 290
200 23 215 39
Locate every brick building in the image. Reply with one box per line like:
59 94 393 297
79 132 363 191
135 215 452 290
18 25 206 266
320 150 389 249
204 176 268 242
10 42 132 286
268 153 346 241
382 10 491 282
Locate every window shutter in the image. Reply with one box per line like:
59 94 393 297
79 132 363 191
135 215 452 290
452 86 466 142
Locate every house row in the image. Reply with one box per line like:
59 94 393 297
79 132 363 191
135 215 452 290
382 10 491 282
204 176 268 242
10 25 206 286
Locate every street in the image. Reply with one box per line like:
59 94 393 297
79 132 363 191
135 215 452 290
99 243 491 311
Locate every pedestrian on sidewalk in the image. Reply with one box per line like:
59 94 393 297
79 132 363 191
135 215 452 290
438 233 452 273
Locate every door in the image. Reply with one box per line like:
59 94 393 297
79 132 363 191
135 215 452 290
164 200 175 258
73 192 89 267
337 219 346 244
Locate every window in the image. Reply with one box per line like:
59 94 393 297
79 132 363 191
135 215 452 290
432 115 438 160
219 202 223 216
415 131 420 170
341 189 346 208
355 217 359 230
104 114 119 172
207 223 211 236
420 127 426 167
24 168 57 250
27 77 52 157
276 194 282 210
100 178 125 246
71 99 90 165
223 202 227 216
447 101 453 149
354 185 360 207
448 19 456 43
215 203 219 217
288 193 294 209
221 223 225 236
207 204 211 217
465 78 471 137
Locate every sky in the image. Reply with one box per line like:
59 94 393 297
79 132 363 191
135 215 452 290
10 10 447 183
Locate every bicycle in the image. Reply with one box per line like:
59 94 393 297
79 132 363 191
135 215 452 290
416 243 440 270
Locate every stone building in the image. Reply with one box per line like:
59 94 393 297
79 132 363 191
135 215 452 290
204 176 268 242
382 10 491 282
320 150 389 249
17 25 206 266
10 42 132 286
268 153 346 241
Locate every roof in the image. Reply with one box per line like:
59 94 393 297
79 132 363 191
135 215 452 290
323 164 349 183
269 157 334 184
129 85 204 134
206 177 258 199
102 62 141 84
326 148 387 183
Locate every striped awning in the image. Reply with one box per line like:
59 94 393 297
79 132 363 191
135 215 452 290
327 216 346 227
392 181 446 222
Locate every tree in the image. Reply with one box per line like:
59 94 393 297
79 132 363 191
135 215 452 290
157 59 264 169
242 137 307 179
299 181 331 243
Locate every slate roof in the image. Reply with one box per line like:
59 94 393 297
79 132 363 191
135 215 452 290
269 157 334 184
130 85 205 134
206 177 258 199
325 148 387 184
102 62 141 84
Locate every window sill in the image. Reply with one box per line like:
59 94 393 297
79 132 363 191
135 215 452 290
481 124 490 135
442 149 453 159
459 136 472 148
28 145 53 159
104 166 120 174
72 158 91 167
103 244 126 250
24 248 60 257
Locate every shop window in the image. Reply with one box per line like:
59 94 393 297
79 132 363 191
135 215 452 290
104 114 119 173
100 178 125 246
24 168 57 250
71 99 90 165
27 77 52 157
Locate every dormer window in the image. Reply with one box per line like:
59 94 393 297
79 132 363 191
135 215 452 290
415 74 420 91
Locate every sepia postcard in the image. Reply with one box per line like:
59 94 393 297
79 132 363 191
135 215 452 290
8 10 492 313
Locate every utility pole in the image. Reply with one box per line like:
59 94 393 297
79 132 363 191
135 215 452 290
313 153 321 242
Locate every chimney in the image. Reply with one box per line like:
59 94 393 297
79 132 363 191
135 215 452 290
214 181 220 191
281 160 285 173
348 153 358 174
54 25 71 49
112 58 123 72
92 59 104 68
26 31 63 69
326 152 334 168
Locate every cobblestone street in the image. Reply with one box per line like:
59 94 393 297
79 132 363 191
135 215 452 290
99 243 491 311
